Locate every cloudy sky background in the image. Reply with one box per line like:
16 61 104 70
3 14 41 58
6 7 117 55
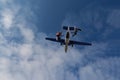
0 0 120 80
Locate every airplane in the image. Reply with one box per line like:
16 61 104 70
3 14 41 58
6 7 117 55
63 26 81 37
45 26 92 53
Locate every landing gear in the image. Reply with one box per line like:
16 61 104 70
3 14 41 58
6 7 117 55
72 44 73 47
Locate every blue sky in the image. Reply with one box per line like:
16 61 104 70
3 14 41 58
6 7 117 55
0 0 120 80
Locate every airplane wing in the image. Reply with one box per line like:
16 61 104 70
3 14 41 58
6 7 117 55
69 40 92 46
45 37 92 46
45 37 65 44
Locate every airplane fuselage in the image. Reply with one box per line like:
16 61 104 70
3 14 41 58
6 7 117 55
65 30 70 53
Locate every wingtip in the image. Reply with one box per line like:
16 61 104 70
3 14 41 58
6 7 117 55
89 43 92 46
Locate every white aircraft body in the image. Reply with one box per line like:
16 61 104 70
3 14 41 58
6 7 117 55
45 26 92 53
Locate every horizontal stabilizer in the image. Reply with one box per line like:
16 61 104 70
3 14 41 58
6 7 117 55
63 26 81 31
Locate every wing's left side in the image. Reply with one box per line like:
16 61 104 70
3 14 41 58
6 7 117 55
45 37 65 44
69 40 92 46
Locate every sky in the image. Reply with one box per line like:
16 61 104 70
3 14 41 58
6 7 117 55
0 0 120 80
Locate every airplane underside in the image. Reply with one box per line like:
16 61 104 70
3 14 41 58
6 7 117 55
45 26 92 53
65 38 69 53
65 44 68 53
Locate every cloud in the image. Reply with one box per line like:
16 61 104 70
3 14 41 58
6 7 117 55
1 9 14 29
80 57 120 80
18 25 35 43
80 65 103 80
0 0 12 5
0 0 119 80
0 0 20 29
107 9 120 28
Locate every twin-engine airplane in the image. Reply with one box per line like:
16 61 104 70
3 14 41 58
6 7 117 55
45 26 92 53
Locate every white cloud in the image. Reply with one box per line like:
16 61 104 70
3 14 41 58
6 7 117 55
1 9 14 29
0 0 12 5
0 0 119 80
19 44 33 60
0 58 10 70
0 72 13 80
80 65 104 80
80 57 120 80
0 57 13 80
18 25 35 43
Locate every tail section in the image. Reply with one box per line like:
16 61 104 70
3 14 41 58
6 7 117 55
63 26 81 31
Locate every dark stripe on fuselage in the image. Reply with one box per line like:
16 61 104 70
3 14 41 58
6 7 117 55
66 31 70 39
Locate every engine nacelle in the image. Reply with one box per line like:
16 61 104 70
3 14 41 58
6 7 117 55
56 36 61 41
56 32 62 41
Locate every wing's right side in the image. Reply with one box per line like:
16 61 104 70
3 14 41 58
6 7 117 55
69 40 92 46
45 37 65 44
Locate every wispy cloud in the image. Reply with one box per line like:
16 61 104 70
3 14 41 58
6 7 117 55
0 0 119 80
80 57 120 80
107 10 120 28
